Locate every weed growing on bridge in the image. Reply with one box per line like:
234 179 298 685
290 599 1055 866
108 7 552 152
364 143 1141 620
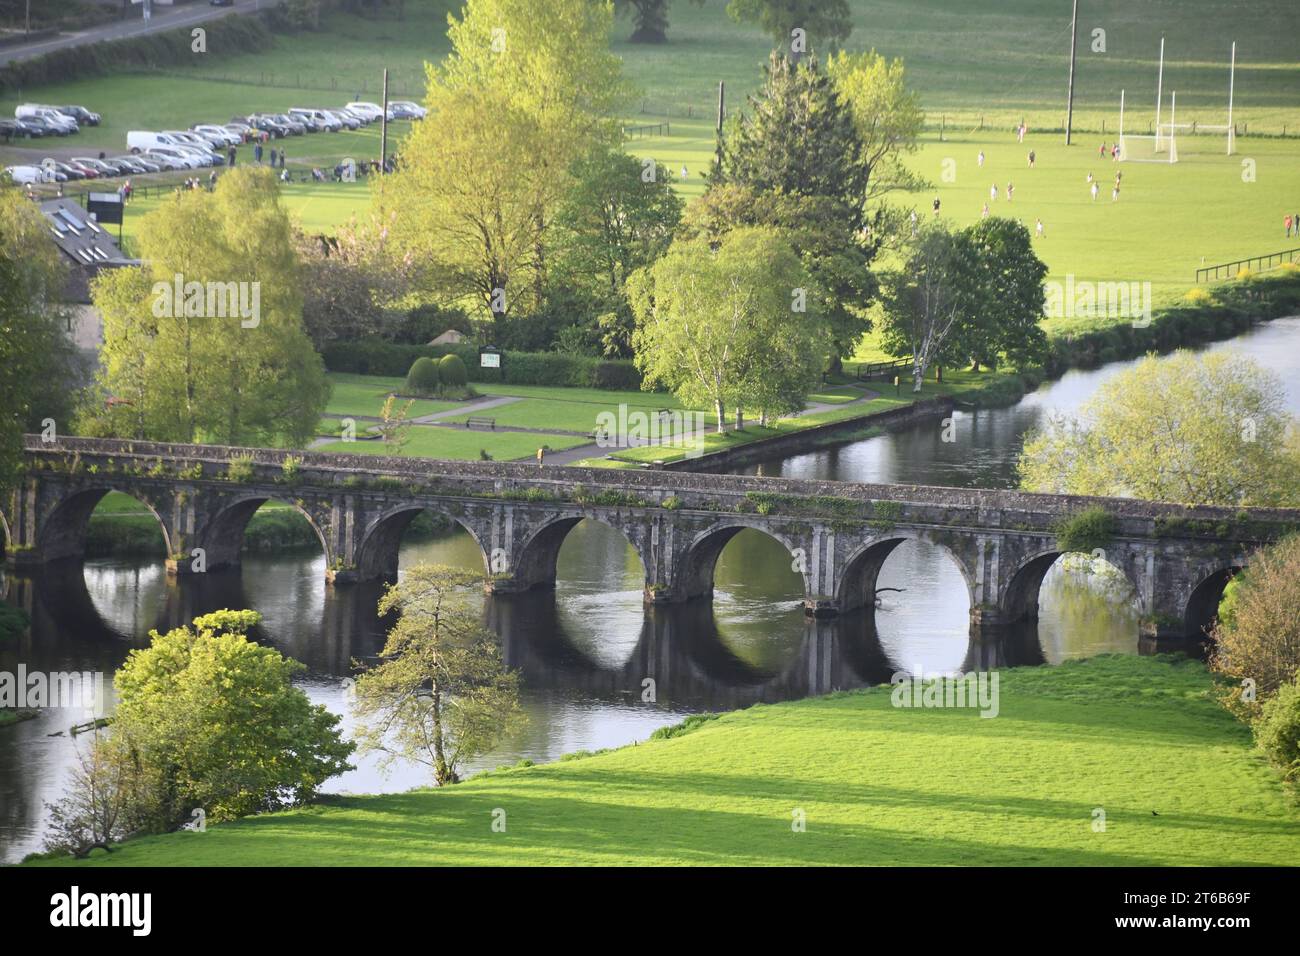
1054 507 1117 553
224 454 256 483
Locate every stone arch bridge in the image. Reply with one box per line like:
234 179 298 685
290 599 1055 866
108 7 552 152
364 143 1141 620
5 437 1296 648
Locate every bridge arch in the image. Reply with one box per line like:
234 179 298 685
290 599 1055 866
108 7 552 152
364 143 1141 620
1001 547 1142 623
37 486 173 564
836 533 976 615
510 513 649 594
1183 565 1243 644
197 494 328 573
675 519 809 603
354 504 491 581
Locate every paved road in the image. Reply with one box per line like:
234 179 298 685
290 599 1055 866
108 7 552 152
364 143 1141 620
0 1 264 67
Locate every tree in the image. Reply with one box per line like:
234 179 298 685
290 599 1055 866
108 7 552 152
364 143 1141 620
352 565 525 786
950 217 1048 372
705 53 877 366
1018 351 1300 507
79 168 329 447
628 227 821 431
614 0 705 43
1211 536 1300 700
43 732 152 858
877 220 978 391
713 52 868 224
0 193 78 492
725 0 852 50
111 610 354 826
828 48 925 203
681 183 875 370
375 394 414 451
385 0 629 335
549 145 683 353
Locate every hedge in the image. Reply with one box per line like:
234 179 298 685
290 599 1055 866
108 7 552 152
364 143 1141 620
321 340 648 391
0 12 278 94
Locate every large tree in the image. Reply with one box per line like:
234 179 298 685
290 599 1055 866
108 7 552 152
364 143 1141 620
1211 536 1300 701
705 52 877 366
383 0 629 334
79 168 328 446
628 226 822 431
614 0 705 43
352 565 525 786
0 194 78 492
549 146 683 354
950 217 1048 372
1018 351 1300 507
828 48 925 203
725 0 852 50
877 220 979 391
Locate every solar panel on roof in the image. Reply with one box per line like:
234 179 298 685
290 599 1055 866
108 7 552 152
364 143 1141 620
76 248 93 263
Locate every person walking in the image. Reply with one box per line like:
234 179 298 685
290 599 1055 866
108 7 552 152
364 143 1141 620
536 447 545 467
932 196 941 216
1035 218 1044 237
269 147 277 168
1287 214 1294 238
980 202 990 218
990 183 998 202
977 150 985 168
254 142 263 164
1090 181 1100 201
1005 181 1014 201
1027 149 1035 168
280 148 287 169
228 145 236 167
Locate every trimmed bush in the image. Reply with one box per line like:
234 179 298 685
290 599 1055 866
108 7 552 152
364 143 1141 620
406 357 440 395
438 353 468 387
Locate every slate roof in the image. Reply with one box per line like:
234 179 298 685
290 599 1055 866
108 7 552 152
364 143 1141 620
37 197 137 302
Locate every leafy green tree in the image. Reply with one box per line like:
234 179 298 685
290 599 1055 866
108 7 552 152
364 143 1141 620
629 227 821 431
80 168 329 446
1018 351 1300 507
112 610 354 825
0 193 78 492
828 48 925 203
353 565 525 786
951 217 1048 372
549 145 683 352
386 0 628 334
726 0 852 50
614 0 705 43
877 220 979 391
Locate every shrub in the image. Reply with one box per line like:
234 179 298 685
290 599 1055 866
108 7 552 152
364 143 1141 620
1054 507 1116 554
438 353 468 387
1252 675 1300 781
406 357 440 396
225 453 255 483
1211 535 1300 698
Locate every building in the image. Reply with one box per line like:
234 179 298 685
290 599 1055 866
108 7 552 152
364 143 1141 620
38 197 137 353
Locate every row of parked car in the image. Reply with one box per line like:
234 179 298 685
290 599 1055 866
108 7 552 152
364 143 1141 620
116 101 425 173
2 103 101 139
3 100 428 185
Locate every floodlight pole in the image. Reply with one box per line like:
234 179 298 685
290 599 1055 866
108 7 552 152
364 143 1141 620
1227 41 1236 155
1169 90 1177 163
1065 0 1079 144
1155 36 1165 149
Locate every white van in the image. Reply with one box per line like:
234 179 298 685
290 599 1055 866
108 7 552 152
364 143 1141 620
15 104 78 133
4 164 57 184
128 131 182 153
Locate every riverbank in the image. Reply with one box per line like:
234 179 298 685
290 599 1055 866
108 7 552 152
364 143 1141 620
25 655 1300 867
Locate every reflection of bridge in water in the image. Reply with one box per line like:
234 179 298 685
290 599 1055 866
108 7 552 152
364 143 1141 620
1 563 1048 712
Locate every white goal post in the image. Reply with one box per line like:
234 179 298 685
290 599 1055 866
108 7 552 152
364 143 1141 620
1128 39 1237 158
1119 89 1178 163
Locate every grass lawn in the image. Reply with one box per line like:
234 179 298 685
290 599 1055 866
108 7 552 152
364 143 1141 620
315 426 589 462
26 655 1300 867
323 373 461 420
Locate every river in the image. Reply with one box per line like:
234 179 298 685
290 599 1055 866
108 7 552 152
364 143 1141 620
2 316 1297 863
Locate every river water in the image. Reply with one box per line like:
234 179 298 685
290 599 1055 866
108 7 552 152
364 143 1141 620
2 316 1297 863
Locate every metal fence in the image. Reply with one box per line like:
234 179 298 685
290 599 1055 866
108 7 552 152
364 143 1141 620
1197 247 1300 283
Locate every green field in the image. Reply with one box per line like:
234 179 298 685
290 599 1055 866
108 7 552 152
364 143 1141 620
315 427 588 461
26 655 1299 867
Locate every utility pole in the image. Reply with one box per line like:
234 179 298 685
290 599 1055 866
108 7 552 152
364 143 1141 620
1065 0 1079 144
379 68 389 174
713 80 725 177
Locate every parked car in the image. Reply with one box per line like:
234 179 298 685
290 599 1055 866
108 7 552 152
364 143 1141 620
62 160 100 179
112 155 157 173
267 113 307 135
0 119 17 141
23 115 69 137
71 158 119 177
15 105 78 133
11 117 48 138
56 105 101 126
223 122 254 140
289 108 339 132
389 100 427 120
191 124 239 147
39 159 81 180
145 148 202 170
128 130 186 152
343 101 385 122
320 109 358 130
245 115 290 138
337 106 374 125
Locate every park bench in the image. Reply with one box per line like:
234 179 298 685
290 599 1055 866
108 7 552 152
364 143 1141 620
465 416 496 430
